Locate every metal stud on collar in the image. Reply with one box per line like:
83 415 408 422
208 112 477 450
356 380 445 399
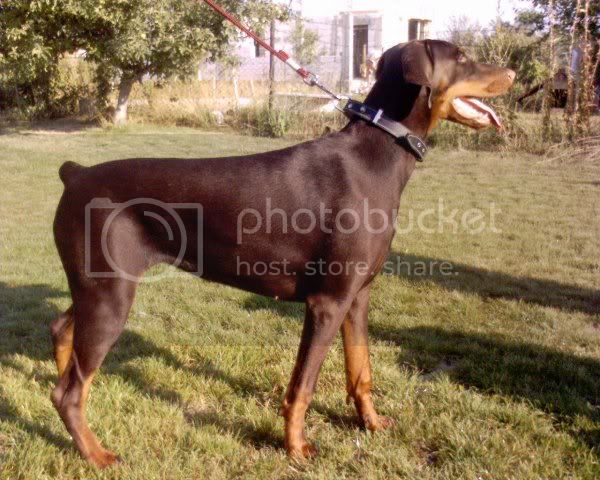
343 101 428 161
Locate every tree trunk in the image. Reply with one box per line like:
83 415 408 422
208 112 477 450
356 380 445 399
113 76 135 126
542 0 556 141
565 0 582 141
575 0 592 136
268 19 276 111
95 63 114 119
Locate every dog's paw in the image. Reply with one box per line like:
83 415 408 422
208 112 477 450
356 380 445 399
364 414 395 432
88 448 121 469
288 442 318 460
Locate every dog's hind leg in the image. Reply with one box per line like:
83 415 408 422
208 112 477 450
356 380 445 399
51 280 136 468
50 306 74 378
341 287 394 432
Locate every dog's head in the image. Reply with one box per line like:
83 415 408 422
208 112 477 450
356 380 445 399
375 40 515 132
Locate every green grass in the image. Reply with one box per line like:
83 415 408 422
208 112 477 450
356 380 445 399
0 122 598 479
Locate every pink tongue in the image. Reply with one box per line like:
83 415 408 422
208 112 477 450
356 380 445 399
465 98 502 128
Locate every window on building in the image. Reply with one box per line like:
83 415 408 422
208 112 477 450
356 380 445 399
408 19 431 41
255 40 266 58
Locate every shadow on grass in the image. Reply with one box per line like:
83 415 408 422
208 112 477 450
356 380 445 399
0 390 72 451
240 253 600 317
0 282 282 452
386 252 600 315
0 278 598 456
369 324 600 451
183 409 281 450
0 118 99 136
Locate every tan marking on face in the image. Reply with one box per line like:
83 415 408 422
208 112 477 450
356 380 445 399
428 71 514 132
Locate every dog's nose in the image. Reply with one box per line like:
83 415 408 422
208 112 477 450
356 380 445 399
507 69 516 83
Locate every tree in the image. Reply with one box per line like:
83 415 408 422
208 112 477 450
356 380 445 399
444 17 546 92
518 0 599 138
78 0 288 124
517 0 599 36
0 0 287 123
81 0 216 124
575 0 597 135
0 0 84 111
565 0 583 138
444 16 484 55
289 18 320 66
542 0 557 140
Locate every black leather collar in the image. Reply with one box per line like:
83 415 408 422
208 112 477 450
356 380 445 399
343 100 428 161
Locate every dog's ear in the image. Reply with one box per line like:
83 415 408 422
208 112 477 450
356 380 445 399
399 40 435 87
376 40 435 87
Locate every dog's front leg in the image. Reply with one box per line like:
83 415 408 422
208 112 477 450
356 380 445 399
342 287 394 432
281 294 350 459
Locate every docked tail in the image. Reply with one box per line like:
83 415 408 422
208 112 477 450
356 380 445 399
59 161 85 185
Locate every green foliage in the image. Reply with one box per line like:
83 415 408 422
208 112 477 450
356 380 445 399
514 9 546 35
235 104 292 137
517 0 599 37
43 57 94 118
80 0 213 80
476 24 547 90
0 1 61 110
79 0 287 79
289 18 321 65
444 16 484 54
0 0 287 117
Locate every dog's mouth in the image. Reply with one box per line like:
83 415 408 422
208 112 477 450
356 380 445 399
449 97 503 130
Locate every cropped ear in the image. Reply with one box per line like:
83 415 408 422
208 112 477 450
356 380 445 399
375 40 435 87
399 40 435 87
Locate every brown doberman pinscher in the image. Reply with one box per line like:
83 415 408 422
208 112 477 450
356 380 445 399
51 40 515 467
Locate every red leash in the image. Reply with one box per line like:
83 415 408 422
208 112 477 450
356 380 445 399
203 0 345 101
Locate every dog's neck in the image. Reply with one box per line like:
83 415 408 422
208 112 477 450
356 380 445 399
363 81 431 139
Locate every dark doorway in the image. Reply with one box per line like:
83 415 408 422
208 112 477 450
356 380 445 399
408 19 419 41
353 24 369 79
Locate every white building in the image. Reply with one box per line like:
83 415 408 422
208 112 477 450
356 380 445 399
202 0 441 92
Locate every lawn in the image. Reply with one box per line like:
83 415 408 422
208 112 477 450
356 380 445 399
0 123 598 479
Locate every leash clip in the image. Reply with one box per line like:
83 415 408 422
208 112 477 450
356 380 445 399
303 72 319 87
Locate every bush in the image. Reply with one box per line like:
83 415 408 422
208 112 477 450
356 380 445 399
233 105 292 138
0 56 95 119
42 57 95 118
228 103 347 139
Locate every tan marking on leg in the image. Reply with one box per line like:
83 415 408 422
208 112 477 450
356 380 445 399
78 372 121 468
280 294 351 460
282 392 316 459
51 308 74 378
342 309 394 432
54 320 74 377
56 365 120 469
